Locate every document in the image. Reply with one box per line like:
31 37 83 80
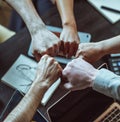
1 54 61 106
87 0 120 24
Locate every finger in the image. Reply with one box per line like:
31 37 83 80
68 42 78 58
48 56 55 65
57 63 63 75
59 41 64 55
39 46 53 57
57 63 63 72
56 67 62 78
64 82 73 89
39 54 48 64
67 43 73 58
46 63 56 77
73 43 79 56
64 42 69 57
62 66 71 77
58 40 62 48
75 49 83 58
53 44 59 56
46 47 55 57
33 50 42 62
36 48 48 58
37 55 48 72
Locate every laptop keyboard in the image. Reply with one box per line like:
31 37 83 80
100 106 120 122
94 102 120 122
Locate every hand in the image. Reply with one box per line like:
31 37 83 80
76 42 103 63
34 55 62 88
32 27 61 61
59 24 80 58
62 58 98 91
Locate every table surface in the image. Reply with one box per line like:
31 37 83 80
0 0 120 121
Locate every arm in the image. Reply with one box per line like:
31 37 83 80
93 68 120 101
76 35 120 63
5 0 61 61
55 0 80 57
4 55 62 122
100 35 120 54
5 0 45 32
62 58 120 101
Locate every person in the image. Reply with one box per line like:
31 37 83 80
4 54 62 122
4 0 80 60
62 35 120 101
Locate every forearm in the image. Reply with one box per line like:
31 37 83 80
98 35 120 55
4 55 61 122
4 81 48 122
5 0 45 35
55 0 76 27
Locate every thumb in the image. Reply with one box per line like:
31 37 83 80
64 82 73 89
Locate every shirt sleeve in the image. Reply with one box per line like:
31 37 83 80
93 68 120 101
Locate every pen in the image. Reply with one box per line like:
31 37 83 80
101 6 120 14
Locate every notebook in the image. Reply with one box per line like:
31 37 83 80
1 54 61 106
87 0 120 24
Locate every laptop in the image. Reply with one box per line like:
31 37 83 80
47 89 114 122
94 102 120 122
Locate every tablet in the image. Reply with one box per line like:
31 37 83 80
28 25 91 64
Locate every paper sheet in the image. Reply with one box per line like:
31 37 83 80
1 54 61 106
87 0 120 23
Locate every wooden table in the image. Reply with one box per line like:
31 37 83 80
0 0 120 121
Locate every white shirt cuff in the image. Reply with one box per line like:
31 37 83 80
93 68 120 100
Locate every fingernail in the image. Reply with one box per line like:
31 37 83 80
64 83 73 89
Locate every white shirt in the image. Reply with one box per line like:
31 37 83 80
93 68 120 101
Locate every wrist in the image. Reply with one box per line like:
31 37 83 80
98 38 116 56
89 69 99 87
27 80 49 101
28 22 46 35
62 19 77 29
96 41 107 57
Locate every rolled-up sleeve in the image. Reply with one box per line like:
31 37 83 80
93 68 120 101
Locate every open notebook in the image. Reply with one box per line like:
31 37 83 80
1 54 61 106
